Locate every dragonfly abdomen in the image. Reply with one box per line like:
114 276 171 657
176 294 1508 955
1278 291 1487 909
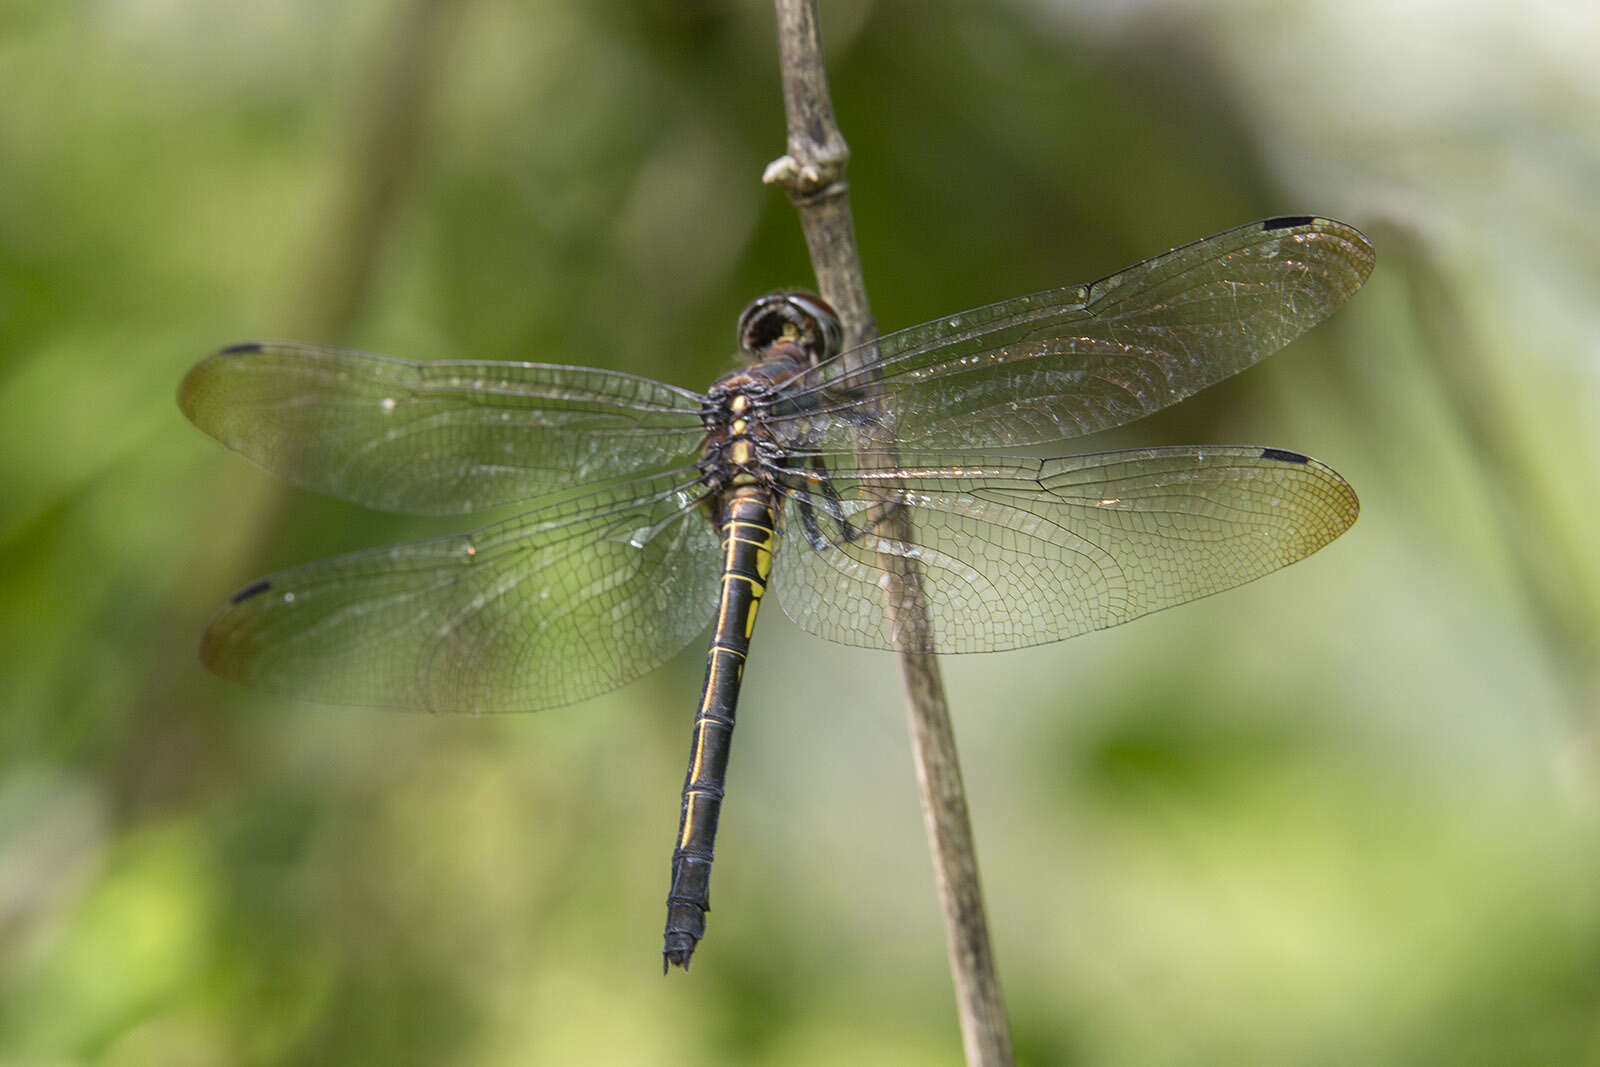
663 486 779 970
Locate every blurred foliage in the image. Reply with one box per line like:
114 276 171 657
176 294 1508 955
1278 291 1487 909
2 0 1599 1063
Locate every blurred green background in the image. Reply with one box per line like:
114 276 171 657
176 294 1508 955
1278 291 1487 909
4 0 1598 1063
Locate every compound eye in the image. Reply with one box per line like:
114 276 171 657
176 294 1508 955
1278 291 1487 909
736 292 844 362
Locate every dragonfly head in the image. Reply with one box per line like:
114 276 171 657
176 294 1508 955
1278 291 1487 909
736 292 843 365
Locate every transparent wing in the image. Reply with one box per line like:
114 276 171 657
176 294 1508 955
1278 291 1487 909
180 342 708 515
769 217 1373 452
770 447 1357 652
200 470 720 712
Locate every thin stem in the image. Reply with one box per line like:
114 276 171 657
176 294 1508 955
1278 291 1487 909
299 0 465 342
766 4 1014 1064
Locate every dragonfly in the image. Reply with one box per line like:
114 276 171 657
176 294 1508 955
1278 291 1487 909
181 215 1373 970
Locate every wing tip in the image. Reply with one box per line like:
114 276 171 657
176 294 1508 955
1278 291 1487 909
179 345 263 423
1260 215 1375 271
1263 447 1362 538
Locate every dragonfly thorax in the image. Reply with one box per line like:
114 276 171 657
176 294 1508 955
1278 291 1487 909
699 374 788 492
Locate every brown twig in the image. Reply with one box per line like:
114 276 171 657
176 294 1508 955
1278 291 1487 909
765 3 1014 1063
299 0 465 342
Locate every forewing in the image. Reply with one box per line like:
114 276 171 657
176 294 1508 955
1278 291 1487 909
200 470 720 712
771 447 1357 652
180 342 707 515
772 217 1373 452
